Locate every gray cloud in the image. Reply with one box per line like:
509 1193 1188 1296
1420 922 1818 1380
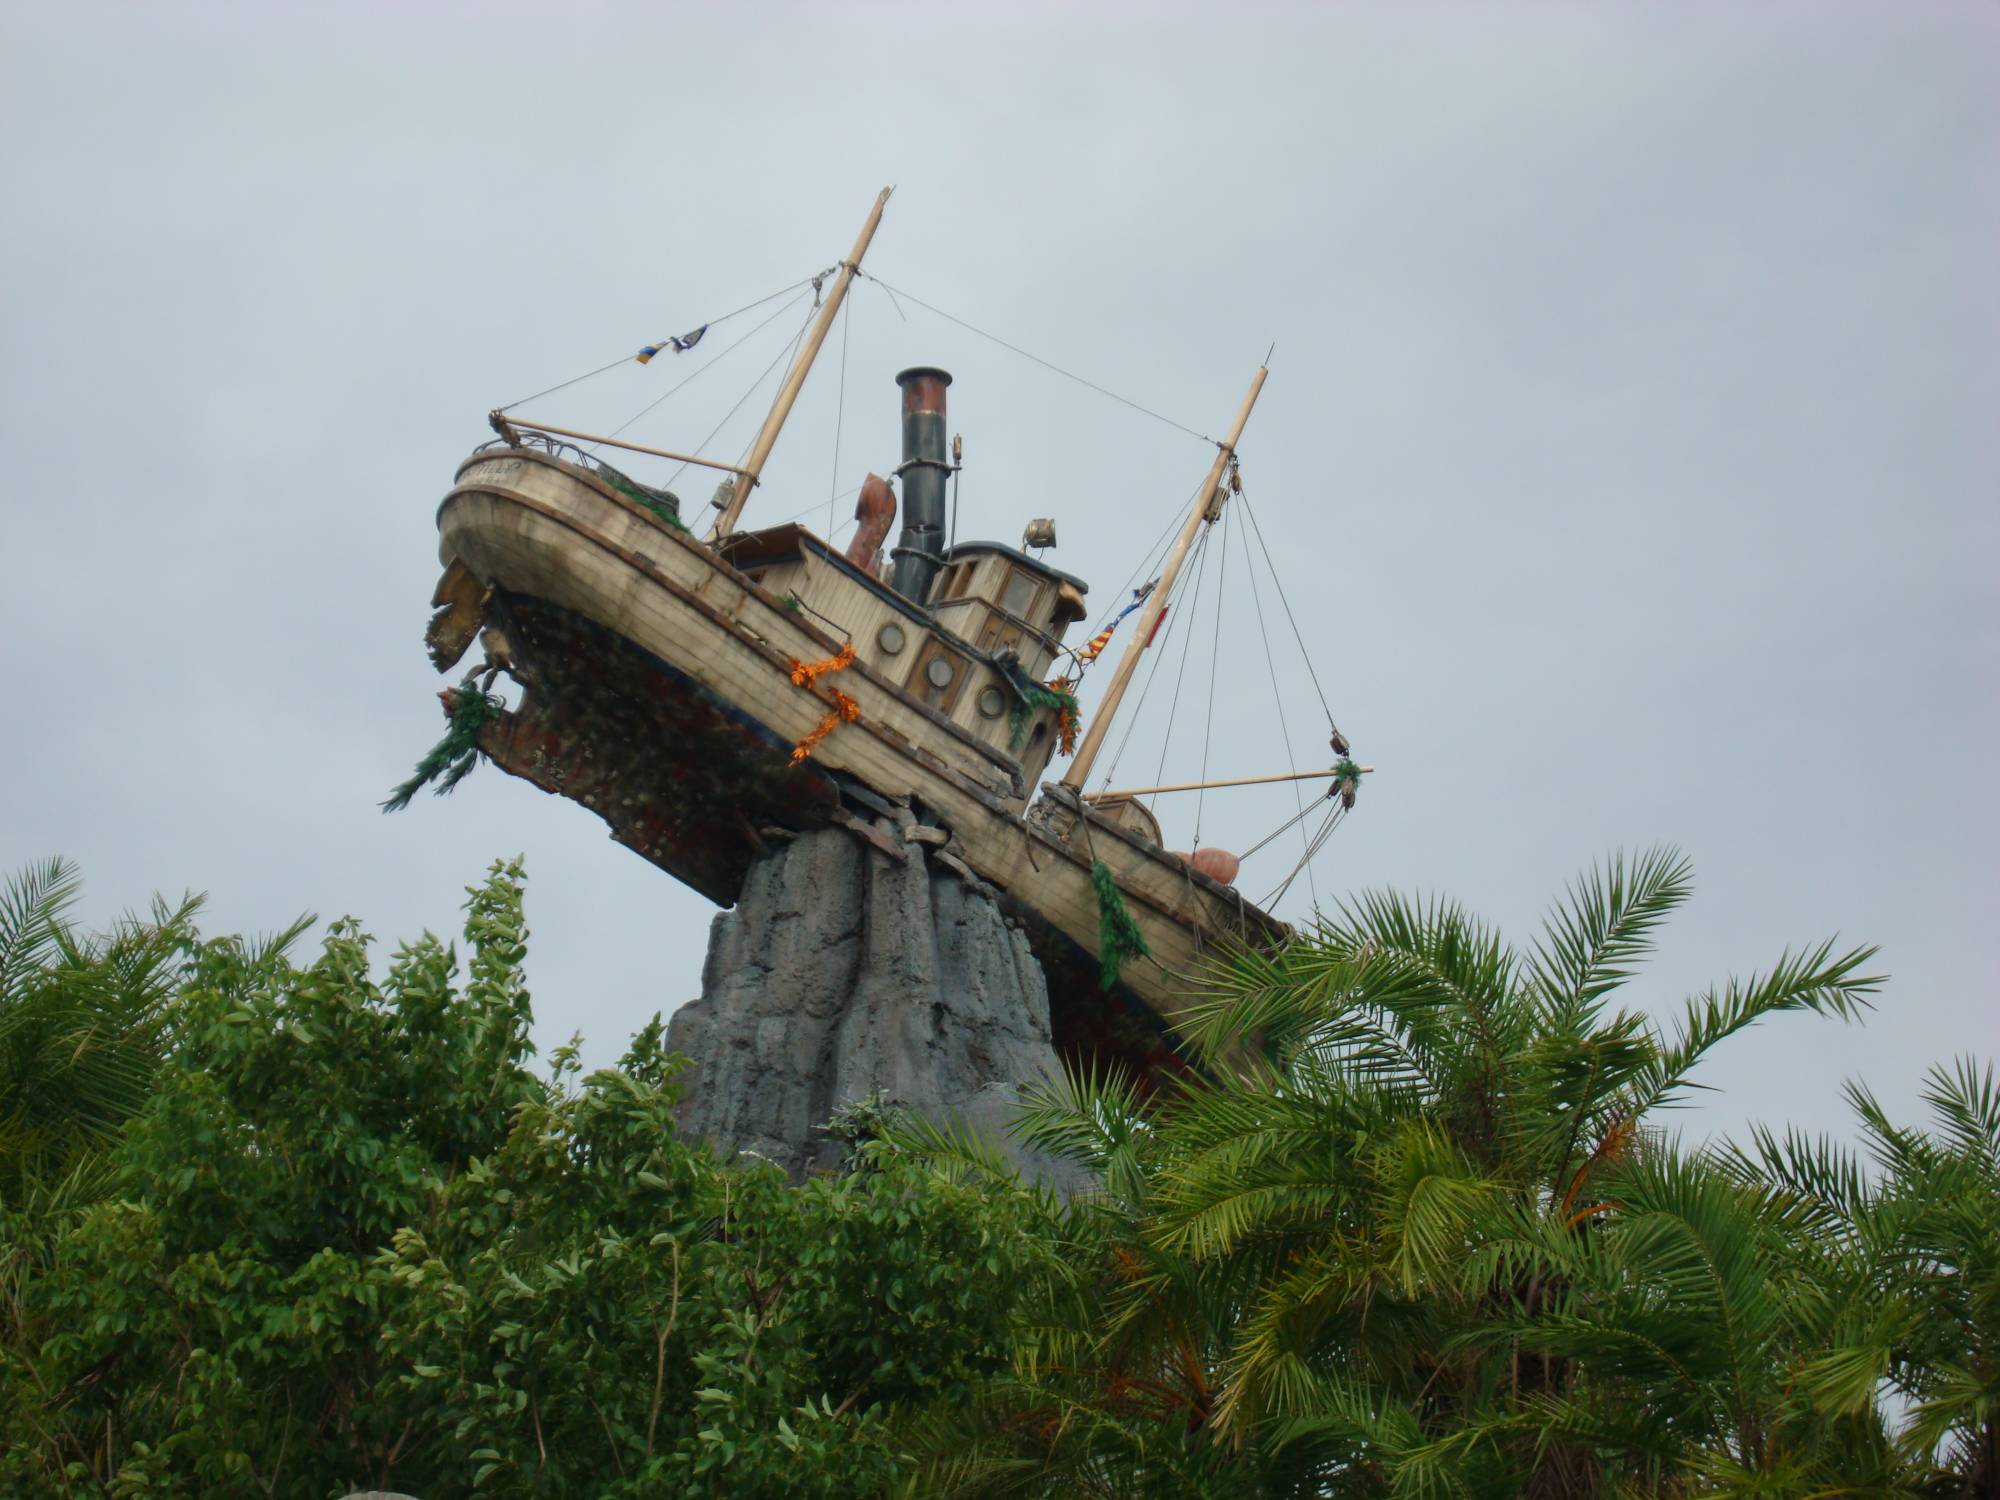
3 2 1992 1146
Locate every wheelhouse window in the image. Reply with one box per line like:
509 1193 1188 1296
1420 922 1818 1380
1001 567 1042 619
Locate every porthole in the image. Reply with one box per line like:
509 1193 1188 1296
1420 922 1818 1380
926 656 956 688
877 622 906 655
977 687 1005 719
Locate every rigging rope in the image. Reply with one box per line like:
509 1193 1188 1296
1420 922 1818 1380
654 299 818 493
768 481 865 532
856 270 1215 447
1260 801 1347 910
1092 495 1205 791
1076 473 1208 785
1192 503 1230 851
1235 788 1334 865
494 273 823 414
828 289 852 538
1238 475 1320 910
1238 486 1341 735
597 287 814 456
1144 520 1215 809
1069 494 1189 676
871 276 908 322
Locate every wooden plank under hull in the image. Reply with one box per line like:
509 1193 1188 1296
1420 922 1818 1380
435 447 1290 1029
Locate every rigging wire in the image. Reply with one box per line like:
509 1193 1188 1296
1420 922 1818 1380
871 276 908 322
1238 486 1341 734
730 312 816 473
1144 521 1216 814
856 270 1215 447
827 289 853 538
654 299 818 494
767 481 865 531
1094 618 1168 793
1260 801 1347 910
495 272 823 414
1080 504 1184 654
1088 474 1213 785
1191 504 1230 852
1235 789 1333 865
1239 482 1321 910
1065 466 1209 679
594 287 814 453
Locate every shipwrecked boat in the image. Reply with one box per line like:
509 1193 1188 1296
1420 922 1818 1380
416 188 1364 1076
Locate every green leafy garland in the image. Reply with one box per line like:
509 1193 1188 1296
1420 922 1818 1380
995 656 1081 753
382 683 503 813
1009 681 1080 753
1091 860 1150 990
600 466 690 533
1333 756 1365 808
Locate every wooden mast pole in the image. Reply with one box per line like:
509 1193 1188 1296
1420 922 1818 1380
1061 365 1267 790
1085 764 1373 800
709 186 893 539
488 418 750 476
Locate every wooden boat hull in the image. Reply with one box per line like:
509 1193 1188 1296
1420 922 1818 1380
433 447 1288 1058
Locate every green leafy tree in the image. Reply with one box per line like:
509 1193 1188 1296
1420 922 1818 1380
2 860 1043 1498
373 1039 1039 1498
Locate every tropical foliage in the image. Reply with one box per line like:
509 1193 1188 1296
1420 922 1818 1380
0 850 1991 1498
0 860 1042 1498
898 849 1994 1496
1 858 213 1353
0 857 202 1197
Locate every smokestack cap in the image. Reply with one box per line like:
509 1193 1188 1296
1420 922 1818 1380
896 367 953 416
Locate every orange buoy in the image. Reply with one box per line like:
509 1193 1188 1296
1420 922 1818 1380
1189 847 1241 886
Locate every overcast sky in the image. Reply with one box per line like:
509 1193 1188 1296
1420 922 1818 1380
3 2 1992 1148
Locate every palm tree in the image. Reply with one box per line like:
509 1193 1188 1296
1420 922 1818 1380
0 857 198 1198
0 858 200 1354
911 848 1891 1495
1732 1057 2000 1493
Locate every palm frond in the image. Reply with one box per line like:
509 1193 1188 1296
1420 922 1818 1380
0 857 82 1001
1917 1056 2000 1172
1623 939 1882 1121
1013 1058 1154 1210
1526 845 1693 1032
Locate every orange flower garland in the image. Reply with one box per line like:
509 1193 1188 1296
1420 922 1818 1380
789 642 855 688
787 642 861 763
790 688 862 764
1046 678 1082 756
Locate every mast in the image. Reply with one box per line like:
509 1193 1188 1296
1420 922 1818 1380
709 186 893 538
1061 365 1267 790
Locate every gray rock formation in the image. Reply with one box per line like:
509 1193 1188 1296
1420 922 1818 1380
665 817 1067 1179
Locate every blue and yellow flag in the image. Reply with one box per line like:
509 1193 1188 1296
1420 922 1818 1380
637 325 708 364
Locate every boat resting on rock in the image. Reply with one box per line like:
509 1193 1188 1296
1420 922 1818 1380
415 189 1361 1078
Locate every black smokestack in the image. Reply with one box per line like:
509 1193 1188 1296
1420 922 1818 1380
889 367 951 604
